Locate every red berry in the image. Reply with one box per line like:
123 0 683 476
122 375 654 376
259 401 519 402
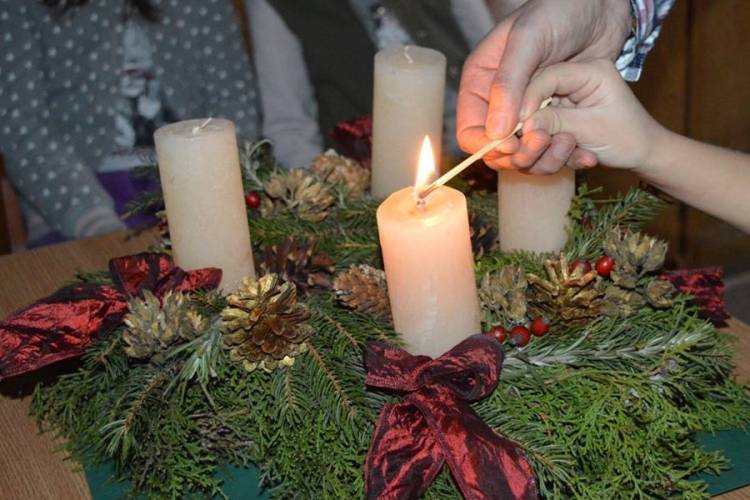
510 325 531 347
244 191 261 209
530 316 550 337
569 258 592 274
595 255 615 277
487 325 507 343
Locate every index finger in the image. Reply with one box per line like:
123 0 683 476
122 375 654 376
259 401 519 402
487 30 543 139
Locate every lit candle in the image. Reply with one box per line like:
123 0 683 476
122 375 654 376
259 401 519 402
497 168 575 253
376 138 481 358
371 46 446 199
154 118 255 292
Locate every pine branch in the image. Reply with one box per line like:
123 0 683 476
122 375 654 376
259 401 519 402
27 182 750 500
565 186 667 261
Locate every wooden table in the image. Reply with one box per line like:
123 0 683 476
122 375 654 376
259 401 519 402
0 229 748 499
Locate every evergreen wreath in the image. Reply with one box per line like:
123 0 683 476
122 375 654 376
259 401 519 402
27 140 750 499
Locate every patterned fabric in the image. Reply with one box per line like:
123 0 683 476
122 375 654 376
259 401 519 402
617 0 677 81
0 0 260 244
101 19 173 173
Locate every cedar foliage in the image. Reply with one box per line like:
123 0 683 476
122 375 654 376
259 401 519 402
29 140 750 499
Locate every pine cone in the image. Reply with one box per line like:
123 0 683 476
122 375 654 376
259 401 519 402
122 290 206 359
478 266 527 324
333 264 392 323
643 279 675 308
603 228 668 289
257 238 335 293
469 212 498 260
600 285 645 318
310 149 369 200
221 274 313 373
260 168 334 222
527 254 607 327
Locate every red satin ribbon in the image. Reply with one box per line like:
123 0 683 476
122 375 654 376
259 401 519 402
329 115 373 169
661 267 729 327
364 335 538 500
0 253 221 381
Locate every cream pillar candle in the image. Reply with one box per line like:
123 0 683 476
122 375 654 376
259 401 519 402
154 118 255 292
498 168 575 253
376 139 480 358
371 45 446 199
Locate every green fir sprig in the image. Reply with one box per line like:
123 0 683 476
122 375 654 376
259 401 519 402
27 141 750 499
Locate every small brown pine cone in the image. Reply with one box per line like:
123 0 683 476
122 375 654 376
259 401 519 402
257 238 335 293
469 212 498 260
310 149 370 200
333 264 392 324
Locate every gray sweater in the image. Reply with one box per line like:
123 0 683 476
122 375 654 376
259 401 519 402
0 0 260 243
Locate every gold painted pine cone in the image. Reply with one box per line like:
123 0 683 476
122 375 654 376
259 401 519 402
221 274 313 373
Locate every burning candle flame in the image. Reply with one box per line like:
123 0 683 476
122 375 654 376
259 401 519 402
414 136 436 191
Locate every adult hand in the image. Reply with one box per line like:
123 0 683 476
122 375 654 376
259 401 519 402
457 0 632 171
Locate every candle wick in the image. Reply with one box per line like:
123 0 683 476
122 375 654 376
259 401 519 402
403 46 413 64
413 187 428 209
192 117 213 134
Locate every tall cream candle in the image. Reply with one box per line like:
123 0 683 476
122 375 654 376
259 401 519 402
371 46 446 199
498 168 575 253
154 118 255 292
376 139 480 358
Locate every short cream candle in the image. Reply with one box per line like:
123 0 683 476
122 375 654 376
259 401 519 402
497 168 575 253
376 139 480 358
154 118 255 292
371 46 446 199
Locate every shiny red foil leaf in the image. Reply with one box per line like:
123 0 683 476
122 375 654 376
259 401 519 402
0 253 221 381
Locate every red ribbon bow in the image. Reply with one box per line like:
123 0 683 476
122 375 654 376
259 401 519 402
329 115 373 169
661 267 729 327
364 335 538 500
0 252 221 381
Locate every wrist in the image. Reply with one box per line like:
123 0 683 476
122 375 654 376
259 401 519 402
633 125 675 183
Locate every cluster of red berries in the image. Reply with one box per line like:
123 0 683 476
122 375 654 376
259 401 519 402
485 255 618 348
244 191 261 209
486 316 549 348
569 255 615 277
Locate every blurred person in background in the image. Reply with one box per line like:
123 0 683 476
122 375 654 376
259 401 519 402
0 0 260 248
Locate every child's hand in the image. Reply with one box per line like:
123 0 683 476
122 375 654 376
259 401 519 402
520 60 666 174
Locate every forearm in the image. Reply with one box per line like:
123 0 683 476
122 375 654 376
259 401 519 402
0 5 121 239
246 0 323 168
643 131 750 233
